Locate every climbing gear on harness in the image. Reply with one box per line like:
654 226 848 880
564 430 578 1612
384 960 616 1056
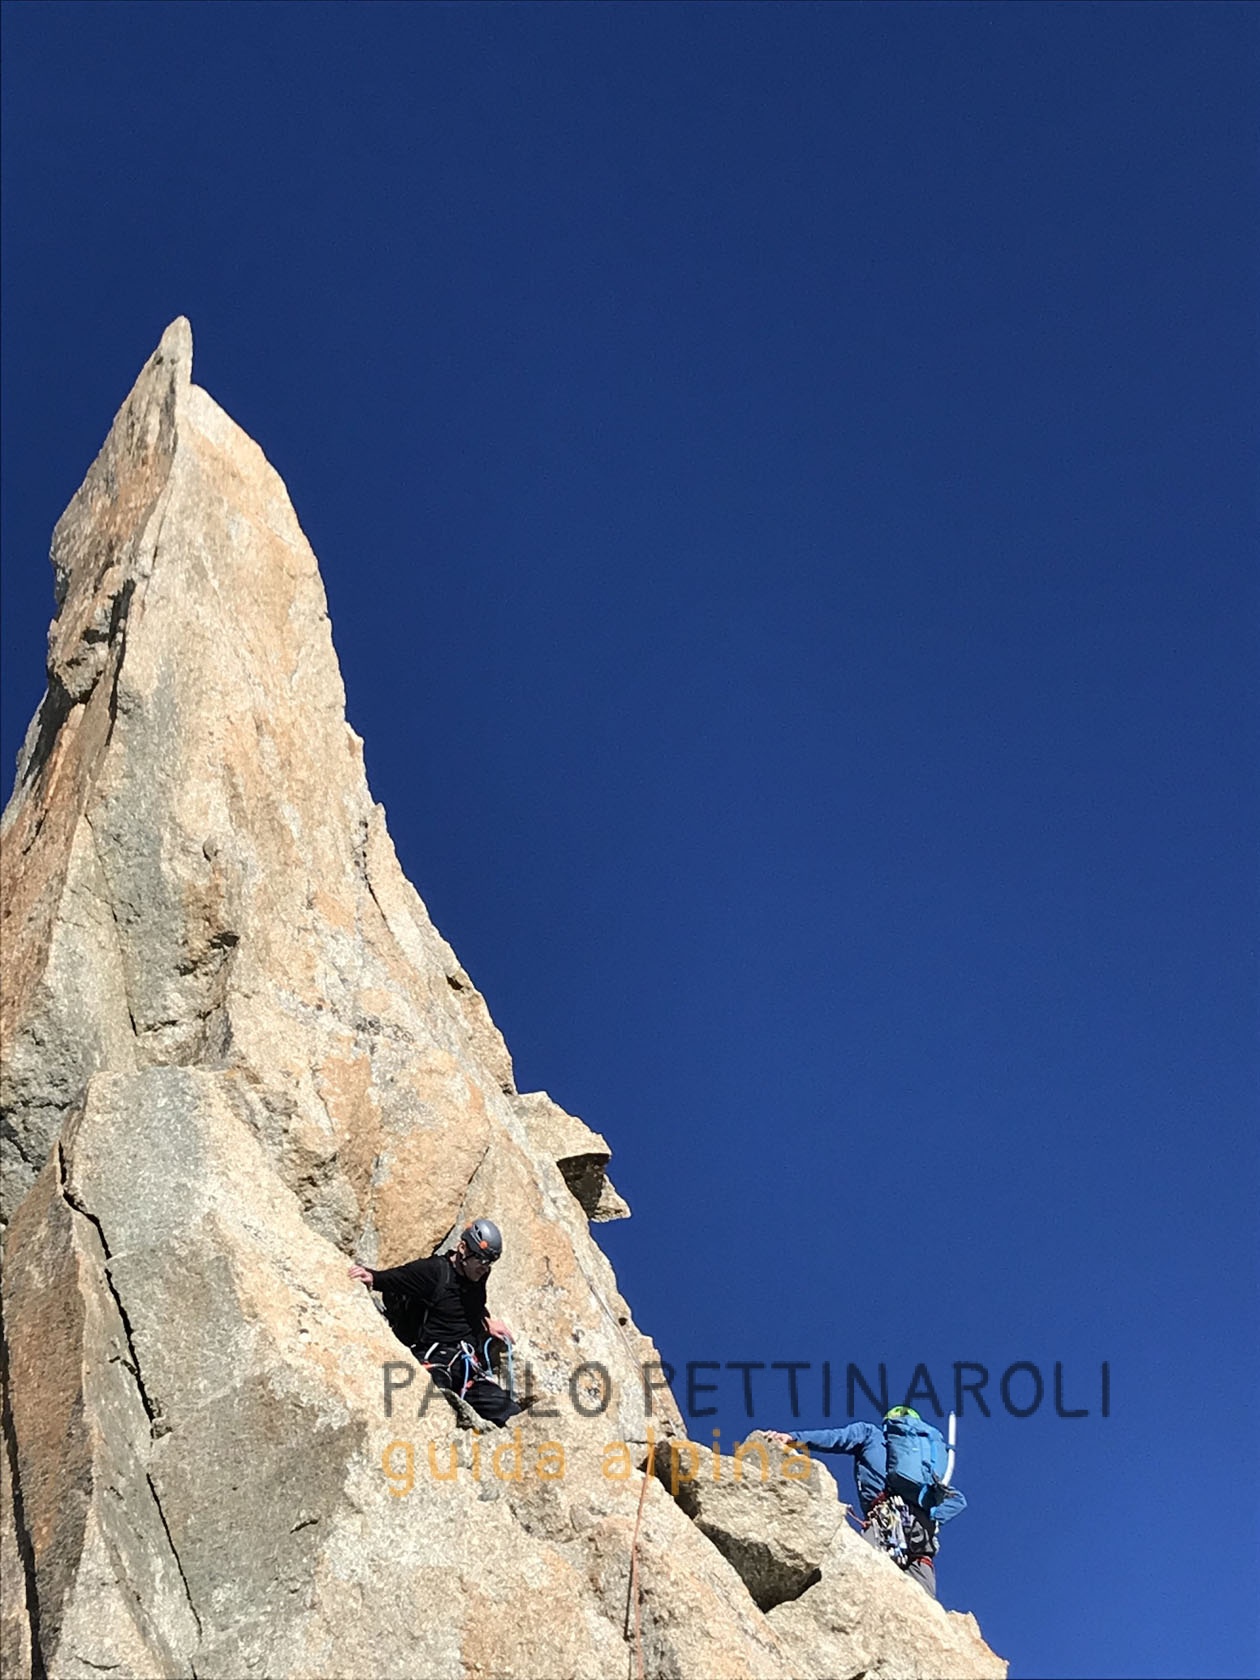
422 1334 514 1401
460 1218 503 1263
422 1340 493 1399
866 1492 910 1566
866 1492 941 1567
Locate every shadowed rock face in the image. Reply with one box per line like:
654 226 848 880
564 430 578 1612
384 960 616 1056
651 1435 844 1611
0 323 1007 1679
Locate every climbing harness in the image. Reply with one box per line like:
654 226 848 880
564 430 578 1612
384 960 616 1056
421 1335 514 1401
421 1340 491 1399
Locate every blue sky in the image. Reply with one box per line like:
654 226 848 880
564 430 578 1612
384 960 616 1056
2 5 1256 1676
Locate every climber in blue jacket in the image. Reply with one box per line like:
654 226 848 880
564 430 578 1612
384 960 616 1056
767 1408 965 1598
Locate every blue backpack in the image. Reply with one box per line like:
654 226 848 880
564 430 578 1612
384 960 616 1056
883 1413 949 1508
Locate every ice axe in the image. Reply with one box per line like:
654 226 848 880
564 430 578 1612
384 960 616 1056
944 1410 957 1483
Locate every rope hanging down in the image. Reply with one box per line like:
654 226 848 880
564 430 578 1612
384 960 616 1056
626 1462 651 1680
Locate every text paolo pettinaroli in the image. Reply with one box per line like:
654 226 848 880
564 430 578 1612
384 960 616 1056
380 1356 1112 1422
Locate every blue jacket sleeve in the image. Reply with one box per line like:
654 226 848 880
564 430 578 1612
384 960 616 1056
929 1484 967 1525
789 1422 881 1456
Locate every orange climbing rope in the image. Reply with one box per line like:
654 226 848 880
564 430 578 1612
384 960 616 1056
627 1462 651 1680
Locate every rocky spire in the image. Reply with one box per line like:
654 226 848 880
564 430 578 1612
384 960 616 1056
0 324 1005 1679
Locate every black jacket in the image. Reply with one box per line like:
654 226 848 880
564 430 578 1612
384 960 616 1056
369 1253 489 1354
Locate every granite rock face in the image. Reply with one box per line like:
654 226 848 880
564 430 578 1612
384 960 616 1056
651 1434 844 1610
0 323 1006 1679
767 1522 1009 1680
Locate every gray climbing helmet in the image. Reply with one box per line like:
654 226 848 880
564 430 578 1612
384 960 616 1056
460 1217 503 1263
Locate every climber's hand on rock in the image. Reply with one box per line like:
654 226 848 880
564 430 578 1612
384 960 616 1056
764 1430 794 1444
348 1264 373 1286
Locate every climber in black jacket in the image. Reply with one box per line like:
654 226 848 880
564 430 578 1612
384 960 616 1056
349 1217 520 1426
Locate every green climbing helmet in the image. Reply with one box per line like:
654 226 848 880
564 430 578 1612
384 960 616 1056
885 1406 921 1422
